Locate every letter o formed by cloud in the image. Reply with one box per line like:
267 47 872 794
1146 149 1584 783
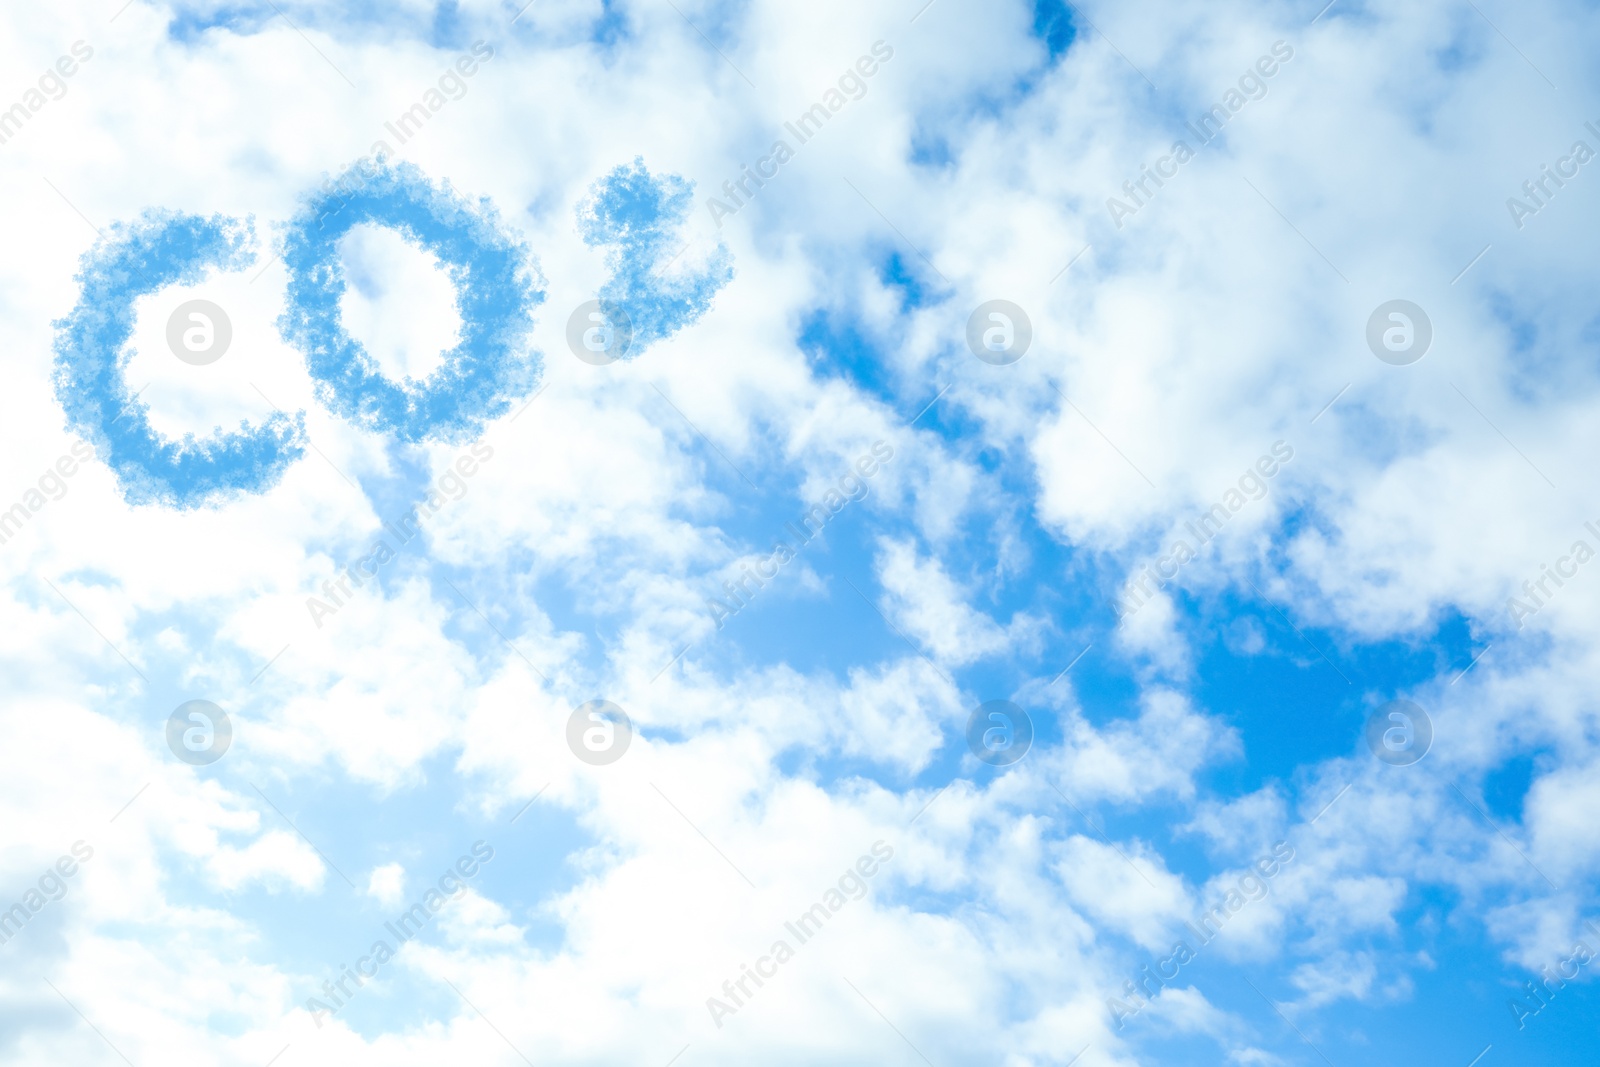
277 161 545 444
52 212 307 508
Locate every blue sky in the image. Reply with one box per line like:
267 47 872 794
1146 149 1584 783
2 1 1599 1065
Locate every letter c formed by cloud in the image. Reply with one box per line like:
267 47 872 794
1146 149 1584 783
52 212 307 509
277 160 545 444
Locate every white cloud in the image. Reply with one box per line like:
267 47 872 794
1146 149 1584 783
367 862 406 907
876 536 1043 666
209 830 326 893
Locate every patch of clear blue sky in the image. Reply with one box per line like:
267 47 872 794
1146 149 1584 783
590 0 631 49
166 4 272 43
1032 0 1074 62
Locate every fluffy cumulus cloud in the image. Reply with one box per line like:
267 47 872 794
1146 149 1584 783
3 0 1600 1064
